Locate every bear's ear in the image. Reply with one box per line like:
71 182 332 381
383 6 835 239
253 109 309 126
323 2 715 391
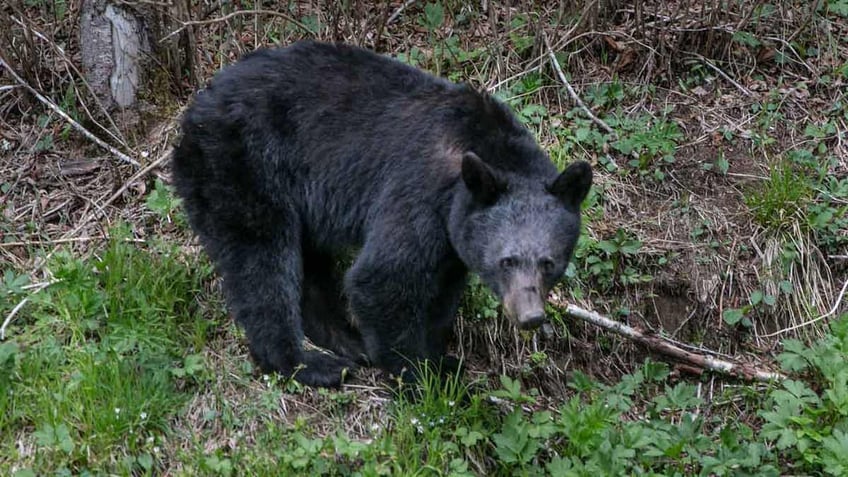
549 161 592 209
461 151 505 205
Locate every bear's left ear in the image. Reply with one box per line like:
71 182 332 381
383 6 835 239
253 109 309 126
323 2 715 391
548 161 592 209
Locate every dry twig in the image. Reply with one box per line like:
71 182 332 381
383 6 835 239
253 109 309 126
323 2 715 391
388 0 417 25
542 32 615 137
692 54 753 97
161 9 311 43
560 302 786 382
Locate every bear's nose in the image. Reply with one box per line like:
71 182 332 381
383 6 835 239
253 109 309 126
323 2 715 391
518 311 545 329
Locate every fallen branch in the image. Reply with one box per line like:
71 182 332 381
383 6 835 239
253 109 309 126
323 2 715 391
0 58 141 168
543 33 616 137
561 303 786 382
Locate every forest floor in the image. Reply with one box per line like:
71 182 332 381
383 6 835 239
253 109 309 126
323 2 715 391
1 1 847 475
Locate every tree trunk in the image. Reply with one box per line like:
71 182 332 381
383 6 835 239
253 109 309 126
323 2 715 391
79 0 194 126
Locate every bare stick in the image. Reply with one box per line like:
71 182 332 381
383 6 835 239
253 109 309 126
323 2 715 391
161 9 312 43
97 146 173 212
543 33 615 137
388 0 417 25
1 280 57 340
0 58 141 168
561 302 786 382
693 54 753 97
0 235 147 249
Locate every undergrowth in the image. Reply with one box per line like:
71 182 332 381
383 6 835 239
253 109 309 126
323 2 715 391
1 234 847 475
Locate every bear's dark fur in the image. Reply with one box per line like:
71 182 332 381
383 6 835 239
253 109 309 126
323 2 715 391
172 41 592 387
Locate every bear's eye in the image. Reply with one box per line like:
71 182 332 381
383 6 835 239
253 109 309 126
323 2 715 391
500 257 518 270
539 258 556 274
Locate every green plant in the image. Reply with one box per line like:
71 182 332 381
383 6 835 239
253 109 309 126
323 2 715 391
573 229 650 290
760 315 848 474
145 178 183 224
584 80 625 109
507 14 534 54
723 287 781 328
1 270 29 309
701 151 729 175
823 0 848 18
385 362 491 474
745 162 812 230
461 274 500 321
750 94 786 147
611 115 683 181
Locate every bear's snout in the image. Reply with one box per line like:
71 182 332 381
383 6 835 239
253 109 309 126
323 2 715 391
503 284 547 330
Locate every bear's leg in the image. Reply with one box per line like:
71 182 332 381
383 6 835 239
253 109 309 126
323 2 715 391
216 231 354 388
302 248 367 364
344 225 454 381
425 261 467 372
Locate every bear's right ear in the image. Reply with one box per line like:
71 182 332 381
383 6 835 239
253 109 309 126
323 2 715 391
461 152 504 205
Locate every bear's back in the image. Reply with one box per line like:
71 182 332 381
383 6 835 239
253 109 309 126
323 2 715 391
175 41 560 249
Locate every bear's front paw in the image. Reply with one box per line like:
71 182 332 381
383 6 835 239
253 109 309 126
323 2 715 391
294 351 356 388
251 347 356 388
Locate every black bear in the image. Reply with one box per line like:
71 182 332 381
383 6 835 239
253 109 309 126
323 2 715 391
172 41 592 387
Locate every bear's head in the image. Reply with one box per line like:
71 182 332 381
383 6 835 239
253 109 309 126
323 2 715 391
450 152 592 330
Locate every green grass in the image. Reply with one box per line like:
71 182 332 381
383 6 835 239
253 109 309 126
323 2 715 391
2 229 847 475
0 228 216 474
745 161 813 231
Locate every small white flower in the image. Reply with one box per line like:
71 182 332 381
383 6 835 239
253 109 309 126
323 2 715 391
448 400 455 407
153 446 161 454
114 407 121 415
410 417 419 425
140 412 148 420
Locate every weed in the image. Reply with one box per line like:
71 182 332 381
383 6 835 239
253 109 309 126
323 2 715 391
461 274 500 322
584 79 626 109
723 288 781 328
611 115 683 181
145 178 184 226
572 229 651 290
383 364 491 475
